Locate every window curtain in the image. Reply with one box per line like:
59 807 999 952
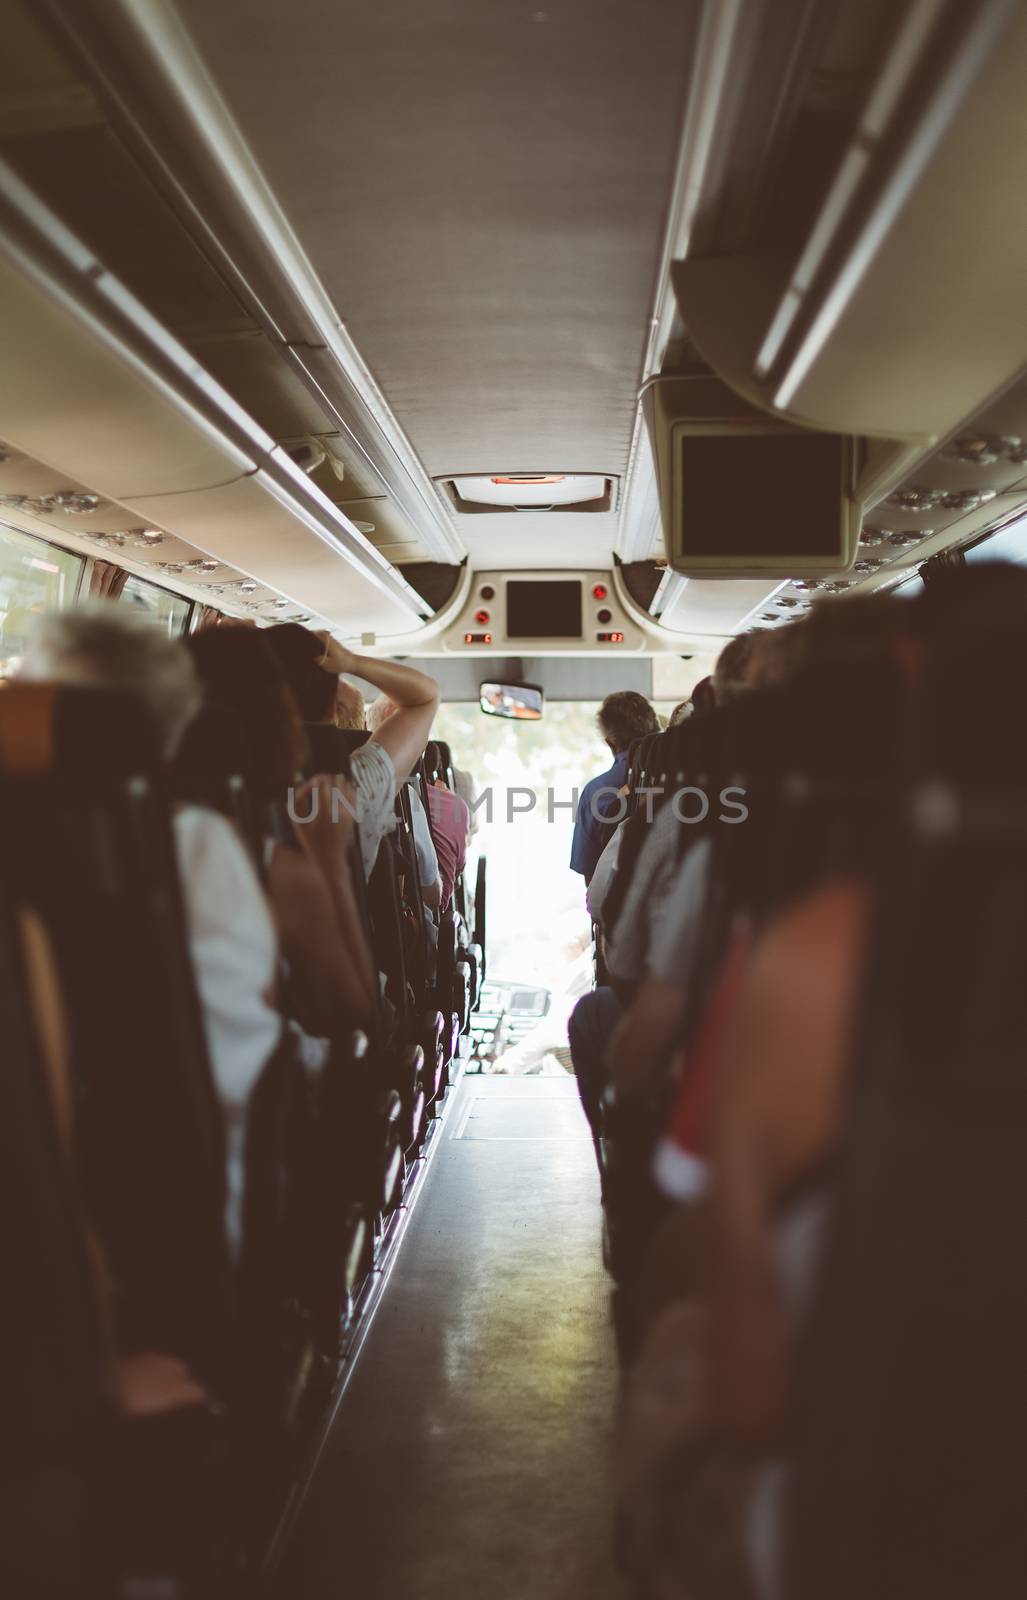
88 560 128 600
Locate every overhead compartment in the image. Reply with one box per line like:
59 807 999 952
671 0 1027 445
0 155 427 638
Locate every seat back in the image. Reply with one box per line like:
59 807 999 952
0 684 229 1384
0 883 110 1594
172 701 261 865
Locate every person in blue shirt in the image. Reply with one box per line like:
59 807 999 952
570 690 660 886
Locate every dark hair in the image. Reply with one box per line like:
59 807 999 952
262 623 337 722
185 626 309 799
597 690 660 753
690 677 715 715
713 632 756 703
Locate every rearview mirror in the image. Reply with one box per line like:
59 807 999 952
479 681 544 720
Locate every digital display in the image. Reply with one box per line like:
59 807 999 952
678 433 845 558
506 579 583 639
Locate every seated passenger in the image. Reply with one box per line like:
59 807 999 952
569 635 762 1155
334 677 366 732
369 711 470 913
264 623 440 878
185 626 376 1033
366 695 444 913
21 606 280 1248
570 691 659 887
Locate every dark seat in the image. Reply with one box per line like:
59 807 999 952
303 722 365 775
171 700 261 864
0 881 111 1596
0 684 230 1388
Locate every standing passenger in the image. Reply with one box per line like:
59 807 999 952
570 691 659 887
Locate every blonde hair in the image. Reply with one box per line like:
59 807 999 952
367 694 396 735
334 679 367 731
22 603 201 757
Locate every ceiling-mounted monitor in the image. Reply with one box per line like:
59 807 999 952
506 579 583 639
642 375 861 577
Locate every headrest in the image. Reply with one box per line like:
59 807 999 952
0 684 162 779
173 702 249 782
303 722 356 777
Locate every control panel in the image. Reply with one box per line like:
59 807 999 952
443 571 642 654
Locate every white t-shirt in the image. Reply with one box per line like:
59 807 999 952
405 782 442 889
350 740 399 877
607 802 711 985
586 820 625 923
173 806 281 1247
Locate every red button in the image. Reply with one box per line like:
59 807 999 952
475 609 491 624
592 583 608 600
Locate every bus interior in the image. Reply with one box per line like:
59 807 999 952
2 1 1026 1596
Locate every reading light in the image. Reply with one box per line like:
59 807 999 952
939 488 997 511
50 491 101 514
887 489 942 512
941 435 1022 465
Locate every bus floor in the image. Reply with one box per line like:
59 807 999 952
275 1074 624 1599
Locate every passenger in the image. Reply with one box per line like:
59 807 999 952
570 691 659 886
334 678 366 732
364 694 444 912
667 698 691 726
689 674 715 715
569 633 766 1157
185 626 376 1032
264 623 440 878
21 605 280 1249
452 764 481 836
426 776 470 911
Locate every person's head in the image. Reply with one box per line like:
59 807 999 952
597 690 660 756
712 632 757 704
262 622 336 722
689 676 715 716
746 620 810 690
185 624 309 797
668 700 691 727
21 603 200 758
367 695 397 735
334 679 366 732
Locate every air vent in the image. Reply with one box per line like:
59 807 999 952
441 474 615 514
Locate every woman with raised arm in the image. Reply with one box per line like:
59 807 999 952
264 623 441 878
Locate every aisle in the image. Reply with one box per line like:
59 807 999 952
279 1075 624 1599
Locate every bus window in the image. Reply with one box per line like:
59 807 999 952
0 522 84 680
119 573 194 636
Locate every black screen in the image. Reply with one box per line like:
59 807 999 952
506 580 583 639
678 433 844 557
